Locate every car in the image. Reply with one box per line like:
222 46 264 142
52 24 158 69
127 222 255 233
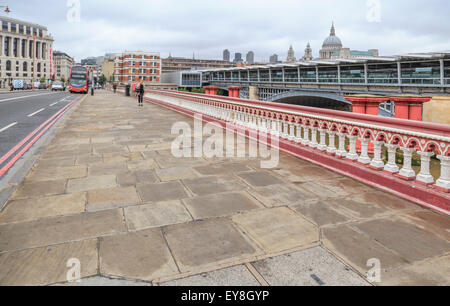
52 82 65 91
13 80 25 90
39 83 47 90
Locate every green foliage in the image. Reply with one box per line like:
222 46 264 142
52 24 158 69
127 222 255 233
60 76 66 83
40 77 46 83
98 74 107 85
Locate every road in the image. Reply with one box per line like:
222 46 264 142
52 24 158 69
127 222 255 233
0 90 81 173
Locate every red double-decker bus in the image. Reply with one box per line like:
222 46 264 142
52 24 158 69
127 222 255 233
69 65 89 94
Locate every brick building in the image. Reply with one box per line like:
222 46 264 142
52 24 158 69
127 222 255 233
114 51 161 84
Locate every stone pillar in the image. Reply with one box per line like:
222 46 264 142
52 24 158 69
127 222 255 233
345 96 388 153
204 86 219 95
436 155 450 193
249 86 259 100
390 96 432 121
345 96 388 116
227 86 242 98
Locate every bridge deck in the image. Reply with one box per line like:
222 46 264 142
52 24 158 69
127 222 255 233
0 91 449 286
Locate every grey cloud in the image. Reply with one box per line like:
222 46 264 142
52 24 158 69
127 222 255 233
9 0 450 62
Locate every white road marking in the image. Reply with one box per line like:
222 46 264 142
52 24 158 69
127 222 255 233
27 108 45 117
0 92 61 103
0 122 18 133
49 102 59 106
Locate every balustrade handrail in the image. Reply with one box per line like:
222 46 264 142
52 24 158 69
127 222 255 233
148 89 450 142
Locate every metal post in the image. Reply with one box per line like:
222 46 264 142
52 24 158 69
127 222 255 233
397 61 402 85
440 59 444 85
32 34 35 89
364 63 368 85
315 66 319 83
337 65 341 84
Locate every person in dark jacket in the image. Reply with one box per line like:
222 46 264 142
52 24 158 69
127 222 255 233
138 80 144 107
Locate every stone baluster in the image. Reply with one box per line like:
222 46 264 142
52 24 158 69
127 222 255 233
370 141 385 170
309 127 318 148
294 124 302 143
302 125 310 145
327 131 337 155
416 151 435 185
357 138 371 164
317 129 327 151
336 133 347 158
398 148 417 180
436 155 450 192
288 122 296 141
282 121 289 139
384 144 400 173
346 135 359 161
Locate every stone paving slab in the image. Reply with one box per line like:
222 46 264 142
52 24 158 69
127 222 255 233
380 255 450 286
0 193 86 224
322 225 409 274
124 201 192 231
67 175 117 193
12 179 67 199
87 186 141 212
100 229 179 281
160 265 260 286
137 181 190 202
0 209 125 252
163 218 260 273
232 207 319 253
0 239 98 286
1 91 449 286
183 192 261 220
252 247 369 286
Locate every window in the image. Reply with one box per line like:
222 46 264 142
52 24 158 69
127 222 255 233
4 37 9 56
300 68 316 82
13 38 18 57
2 21 8 32
37 63 41 72
340 65 365 83
39 29 43 37
23 62 27 71
21 39 26 57
19 24 24 34
318 67 338 83
11 23 16 33
6 60 11 71
26 26 31 35
401 61 440 84
368 64 398 84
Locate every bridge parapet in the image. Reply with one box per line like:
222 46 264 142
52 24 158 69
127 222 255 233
145 90 450 214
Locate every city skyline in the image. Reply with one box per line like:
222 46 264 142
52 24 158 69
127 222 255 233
6 0 450 62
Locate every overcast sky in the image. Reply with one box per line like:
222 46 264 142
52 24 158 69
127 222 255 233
8 0 450 62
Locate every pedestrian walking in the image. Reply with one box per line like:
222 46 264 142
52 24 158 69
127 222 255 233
138 80 144 107
113 82 117 93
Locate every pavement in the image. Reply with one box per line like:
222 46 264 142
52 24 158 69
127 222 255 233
0 90 449 286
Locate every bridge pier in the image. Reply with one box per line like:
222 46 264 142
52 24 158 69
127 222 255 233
390 96 432 121
204 86 219 95
227 86 242 98
345 96 389 153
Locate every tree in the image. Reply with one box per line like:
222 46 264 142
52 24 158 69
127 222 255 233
40 77 46 83
98 74 106 85
61 76 66 83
